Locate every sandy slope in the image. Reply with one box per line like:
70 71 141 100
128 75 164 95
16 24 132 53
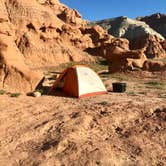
0 73 166 166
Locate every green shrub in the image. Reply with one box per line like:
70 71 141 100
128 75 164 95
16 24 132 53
10 93 21 97
0 90 6 95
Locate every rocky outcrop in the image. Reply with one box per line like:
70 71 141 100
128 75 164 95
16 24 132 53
0 0 94 92
90 16 166 58
86 38 166 73
81 25 114 48
0 1 43 92
4 0 93 68
57 8 87 27
83 23 166 73
143 60 166 72
0 32 43 93
138 13 166 39
106 46 147 73
130 34 166 58
91 16 164 41
161 40 166 50
85 38 147 73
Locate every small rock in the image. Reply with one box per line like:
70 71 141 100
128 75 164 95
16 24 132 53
33 91 42 97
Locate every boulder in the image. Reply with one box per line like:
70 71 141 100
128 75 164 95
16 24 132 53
143 60 166 72
0 35 43 93
103 45 147 73
32 91 42 97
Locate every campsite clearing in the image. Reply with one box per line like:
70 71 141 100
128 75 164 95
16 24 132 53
0 71 165 165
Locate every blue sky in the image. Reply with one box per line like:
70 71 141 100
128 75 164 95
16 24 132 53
60 0 166 21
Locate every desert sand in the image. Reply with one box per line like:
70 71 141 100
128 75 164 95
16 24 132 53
0 71 165 166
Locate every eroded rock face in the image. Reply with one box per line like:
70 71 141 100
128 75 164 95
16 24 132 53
130 34 166 58
138 13 166 39
0 0 94 92
0 34 43 93
0 1 43 92
161 40 166 50
4 0 93 68
57 8 86 27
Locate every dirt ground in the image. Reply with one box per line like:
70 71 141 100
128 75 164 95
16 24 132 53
0 71 166 166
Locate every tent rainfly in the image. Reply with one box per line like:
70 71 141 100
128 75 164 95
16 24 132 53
49 65 107 98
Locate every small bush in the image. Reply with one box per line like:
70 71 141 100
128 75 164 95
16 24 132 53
0 90 6 95
10 93 21 97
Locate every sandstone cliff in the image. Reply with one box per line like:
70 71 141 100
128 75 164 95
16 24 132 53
0 0 94 92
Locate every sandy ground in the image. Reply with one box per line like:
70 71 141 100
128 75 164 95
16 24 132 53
0 71 166 166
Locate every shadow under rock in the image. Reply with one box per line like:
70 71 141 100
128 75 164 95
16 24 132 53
30 77 73 98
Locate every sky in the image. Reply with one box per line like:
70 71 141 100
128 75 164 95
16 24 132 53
60 0 166 21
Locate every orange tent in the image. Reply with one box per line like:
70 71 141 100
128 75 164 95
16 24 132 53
49 65 107 98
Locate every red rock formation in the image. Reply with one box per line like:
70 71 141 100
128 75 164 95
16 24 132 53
57 8 86 27
130 34 166 58
0 0 94 92
0 33 43 93
102 44 147 73
81 25 113 47
143 60 166 72
161 40 166 50
85 37 147 73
